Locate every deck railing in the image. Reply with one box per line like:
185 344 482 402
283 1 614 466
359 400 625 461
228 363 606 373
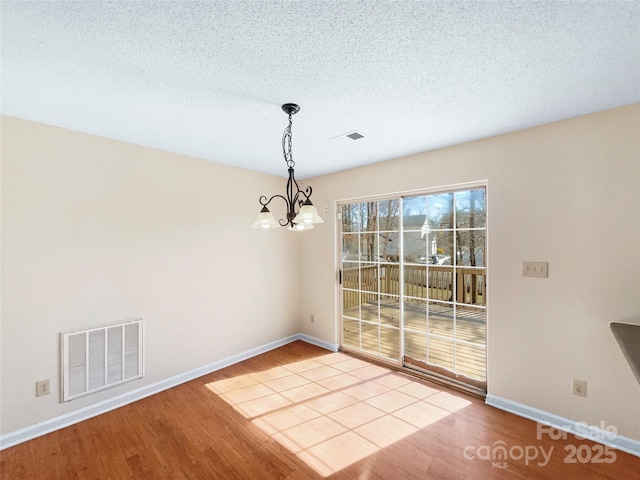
343 263 485 310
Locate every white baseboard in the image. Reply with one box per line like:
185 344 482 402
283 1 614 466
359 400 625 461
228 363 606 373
297 333 339 352
486 394 640 458
0 333 336 450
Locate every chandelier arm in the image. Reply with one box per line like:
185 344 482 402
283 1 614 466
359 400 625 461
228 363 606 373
259 193 292 227
286 168 300 225
297 185 313 207
260 193 290 208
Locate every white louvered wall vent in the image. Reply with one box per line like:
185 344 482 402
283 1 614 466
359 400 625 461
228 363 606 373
61 318 143 402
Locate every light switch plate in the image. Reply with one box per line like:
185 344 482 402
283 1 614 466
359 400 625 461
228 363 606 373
522 261 548 278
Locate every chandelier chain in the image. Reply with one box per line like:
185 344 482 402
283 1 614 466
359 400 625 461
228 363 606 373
282 112 295 169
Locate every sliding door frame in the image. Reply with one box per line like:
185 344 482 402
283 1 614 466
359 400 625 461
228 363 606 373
335 181 489 393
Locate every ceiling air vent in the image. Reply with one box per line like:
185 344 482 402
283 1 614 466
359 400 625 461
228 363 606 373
331 131 366 144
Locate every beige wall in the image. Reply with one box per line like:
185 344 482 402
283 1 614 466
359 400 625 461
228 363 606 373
2 105 639 443
299 104 640 439
1 116 301 434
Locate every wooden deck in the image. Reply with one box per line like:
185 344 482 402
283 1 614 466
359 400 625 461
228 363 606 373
343 299 486 382
342 264 487 310
341 263 487 385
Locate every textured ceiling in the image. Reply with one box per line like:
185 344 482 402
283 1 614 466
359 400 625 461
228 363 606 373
1 1 639 178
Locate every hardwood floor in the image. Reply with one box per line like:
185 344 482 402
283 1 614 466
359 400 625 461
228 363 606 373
1 341 638 479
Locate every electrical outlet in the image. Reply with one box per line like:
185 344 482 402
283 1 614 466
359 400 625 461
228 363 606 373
572 378 587 397
522 261 548 278
310 313 315 323
36 379 50 397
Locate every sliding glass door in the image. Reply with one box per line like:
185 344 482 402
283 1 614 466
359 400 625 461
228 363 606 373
339 187 487 390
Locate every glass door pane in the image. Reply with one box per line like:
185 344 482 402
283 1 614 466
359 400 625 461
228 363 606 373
402 188 487 388
340 200 400 363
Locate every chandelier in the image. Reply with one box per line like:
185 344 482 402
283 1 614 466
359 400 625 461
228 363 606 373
252 103 324 231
